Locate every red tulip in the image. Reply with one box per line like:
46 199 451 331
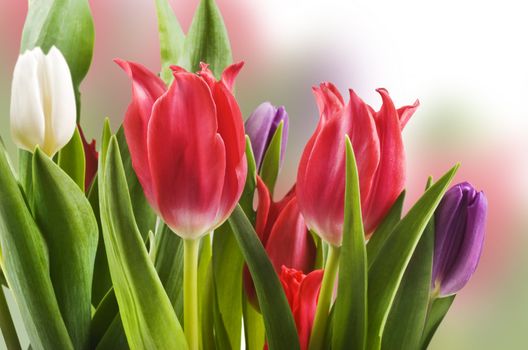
117 60 247 239
78 124 98 192
280 267 324 350
244 177 316 306
297 83 418 245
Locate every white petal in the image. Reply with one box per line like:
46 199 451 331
10 48 46 152
42 46 76 156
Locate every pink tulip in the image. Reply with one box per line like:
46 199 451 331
297 83 418 245
117 60 247 239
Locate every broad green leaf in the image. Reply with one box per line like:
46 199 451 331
0 284 22 350
154 0 185 84
90 289 119 348
32 148 98 349
21 0 94 116
0 141 73 349
198 235 213 348
228 205 300 350
95 316 128 350
18 150 33 205
240 137 257 222
366 191 405 268
212 223 244 349
259 121 283 195
420 295 455 349
58 127 86 191
332 137 367 350
181 0 233 76
367 165 459 350
243 297 265 350
382 178 435 350
201 264 215 350
99 136 187 349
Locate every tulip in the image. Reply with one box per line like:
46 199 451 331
244 177 316 306
297 83 419 246
78 125 98 191
117 60 247 239
245 102 289 170
279 267 324 350
117 59 247 350
10 46 76 157
432 182 487 297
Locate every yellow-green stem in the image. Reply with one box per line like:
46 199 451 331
309 244 341 350
184 238 200 350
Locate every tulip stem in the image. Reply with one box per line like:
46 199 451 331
184 238 200 350
309 244 341 350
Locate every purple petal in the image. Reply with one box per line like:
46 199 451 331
245 102 276 168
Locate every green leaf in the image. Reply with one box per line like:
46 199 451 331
154 0 185 84
420 296 455 349
243 297 265 350
0 140 73 349
240 137 257 222
58 127 86 191
32 148 98 349
21 0 94 113
201 263 215 350
259 121 283 195
181 0 233 76
367 165 459 350
212 223 244 349
98 136 187 349
366 191 405 268
228 205 300 350
90 289 119 348
381 178 435 350
95 316 128 350
332 137 367 350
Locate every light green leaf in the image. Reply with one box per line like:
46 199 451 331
154 0 185 84
181 0 233 76
21 0 94 112
99 136 187 349
332 136 367 350
367 165 459 350
366 191 405 268
243 297 265 350
228 205 300 350
58 127 86 191
420 296 456 349
240 136 258 222
0 141 73 350
32 148 98 349
259 121 283 195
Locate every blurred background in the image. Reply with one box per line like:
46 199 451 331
0 0 526 348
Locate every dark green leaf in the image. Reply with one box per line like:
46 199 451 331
98 136 187 349
239 137 257 223
259 121 283 195
228 205 300 350
367 165 459 350
58 127 86 191
32 148 98 349
154 0 185 84
0 141 73 349
420 296 456 349
332 137 367 350
181 0 233 76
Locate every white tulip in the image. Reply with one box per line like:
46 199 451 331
10 46 76 156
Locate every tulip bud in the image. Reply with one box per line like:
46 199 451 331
297 83 418 246
432 182 487 297
10 46 76 156
245 102 289 170
78 125 98 191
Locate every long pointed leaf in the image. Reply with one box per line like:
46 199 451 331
420 295 456 349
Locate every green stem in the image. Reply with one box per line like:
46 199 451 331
0 286 21 350
309 244 341 350
184 238 200 350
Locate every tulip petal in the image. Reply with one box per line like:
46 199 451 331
116 59 166 206
245 102 277 168
397 99 419 130
312 82 345 126
211 81 247 225
43 46 77 156
221 61 244 91
363 89 406 233
10 48 46 152
255 176 272 244
148 72 226 238
294 270 324 350
265 197 316 275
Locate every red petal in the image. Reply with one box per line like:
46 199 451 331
294 269 324 350
197 62 217 88
397 99 419 130
147 72 226 238
221 61 244 91
312 82 345 126
116 59 166 206
266 197 316 275
255 176 272 244
211 81 247 224
78 124 98 191
364 89 406 233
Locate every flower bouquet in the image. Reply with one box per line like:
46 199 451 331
0 1 487 350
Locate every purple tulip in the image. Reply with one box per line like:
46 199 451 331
245 102 289 169
432 182 487 296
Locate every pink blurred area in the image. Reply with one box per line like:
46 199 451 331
0 1 526 349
